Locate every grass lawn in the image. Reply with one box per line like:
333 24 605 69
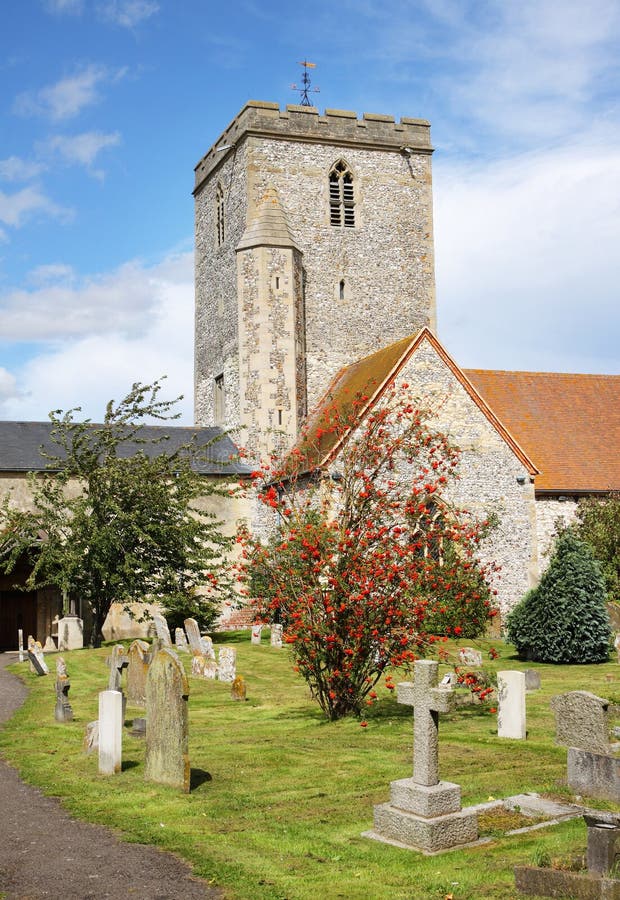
1 635 619 900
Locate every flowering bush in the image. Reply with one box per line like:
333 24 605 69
238 384 498 720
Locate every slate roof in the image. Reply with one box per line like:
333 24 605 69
463 370 620 493
0 422 251 476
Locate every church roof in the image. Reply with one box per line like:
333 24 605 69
0 422 250 476
463 370 620 493
236 188 301 252
291 328 619 494
291 328 538 477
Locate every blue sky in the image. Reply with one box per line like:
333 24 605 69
1 0 619 422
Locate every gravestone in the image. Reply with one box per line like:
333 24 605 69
615 633 620 664
144 647 190 792
57 615 84 651
251 624 263 645
231 675 247 700
551 691 611 755
218 647 236 683
18 628 24 663
153 613 173 647
106 644 129 692
98 690 123 775
84 720 99 754
551 690 619 803
126 639 150 707
270 624 283 648
497 671 526 739
366 659 478 853
184 618 216 678
523 670 541 691
43 636 56 653
54 656 73 723
458 647 483 667
28 639 49 675
174 627 189 652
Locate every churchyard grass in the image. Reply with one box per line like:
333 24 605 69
1 635 618 899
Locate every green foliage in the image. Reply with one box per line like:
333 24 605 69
573 492 620 603
0 380 234 646
506 531 611 663
160 589 219 633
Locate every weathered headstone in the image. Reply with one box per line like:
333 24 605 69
615 633 620 664
458 647 483 667
153 613 173 647
43 635 56 653
523 669 541 691
54 656 73 723
28 639 49 675
174 627 189 652
84 720 99 754
251 624 263 645
497 671 526 740
57 615 84 651
218 647 236 683
106 644 128 692
98 690 122 775
366 659 478 853
551 691 611 755
270 624 283 648
231 675 247 701
145 648 190 792
126 639 150 707
18 628 24 663
184 617 216 678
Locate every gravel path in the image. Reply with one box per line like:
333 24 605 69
0 652 224 900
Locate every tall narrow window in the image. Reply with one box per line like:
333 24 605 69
216 184 225 245
214 373 225 423
329 160 355 228
339 279 345 300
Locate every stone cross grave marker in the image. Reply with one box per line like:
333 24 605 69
54 656 73 723
270 624 283 648
399 659 455 786
174 627 189 652
28 638 49 675
126 639 150 708
145 647 190 792
251 624 263 645
218 647 236 683
367 659 479 853
497 671 526 740
153 613 172 647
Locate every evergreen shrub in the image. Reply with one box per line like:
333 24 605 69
506 530 611 663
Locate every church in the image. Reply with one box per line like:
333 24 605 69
192 99 620 622
0 98 618 647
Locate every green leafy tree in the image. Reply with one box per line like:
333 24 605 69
506 530 611 663
573 492 620 603
0 381 234 646
238 383 498 720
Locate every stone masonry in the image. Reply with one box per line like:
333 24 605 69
194 101 436 457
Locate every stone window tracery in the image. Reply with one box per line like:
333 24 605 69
329 160 355 228
216 184 225 245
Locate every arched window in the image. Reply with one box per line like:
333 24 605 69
329 160 355 228
216 184 225 245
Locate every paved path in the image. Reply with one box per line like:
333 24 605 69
0 652 223 900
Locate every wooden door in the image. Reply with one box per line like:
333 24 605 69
0 590 37 651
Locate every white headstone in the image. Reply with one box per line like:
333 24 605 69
18 628 24 663
98 690 122 775
57 616 84 651
458 647 483 667
270 624 283 648
497 671 527 740
218 647 237 683
153 614 172 647
174 627 189 652
251 624 263 645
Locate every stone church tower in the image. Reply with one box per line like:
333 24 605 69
193 100 436 456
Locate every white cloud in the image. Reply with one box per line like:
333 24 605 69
14 64 125 122
0 156 46 182
46 131 121 176
0 368 21 404
0 185 71 229
434 130 620 374
27 263 76 286
0 250 194 422
97 0 159 28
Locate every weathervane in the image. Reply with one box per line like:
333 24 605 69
291 60 320 106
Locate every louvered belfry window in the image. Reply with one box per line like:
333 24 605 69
329 161 355 228
216 184 225 245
